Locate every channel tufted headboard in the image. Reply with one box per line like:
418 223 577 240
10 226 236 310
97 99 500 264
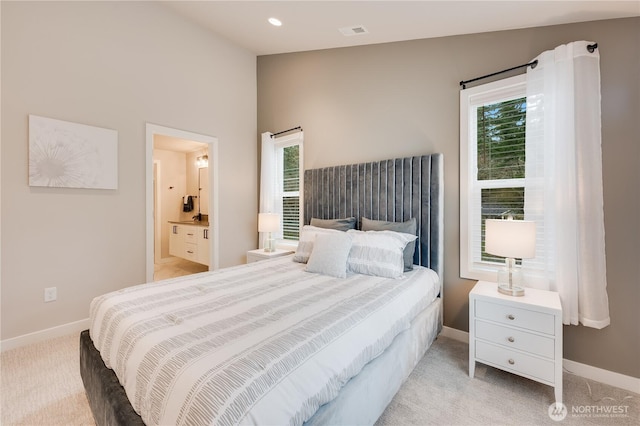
303 154 444 287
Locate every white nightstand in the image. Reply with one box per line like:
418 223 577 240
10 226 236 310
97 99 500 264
246 248 293 263
469 281 563 404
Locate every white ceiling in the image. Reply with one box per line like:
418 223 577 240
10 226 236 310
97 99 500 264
164 1 640 55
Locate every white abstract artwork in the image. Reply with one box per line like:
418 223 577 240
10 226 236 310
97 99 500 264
29 115 118 189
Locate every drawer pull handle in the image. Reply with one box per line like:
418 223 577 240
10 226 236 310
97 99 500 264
508 359 515 365
187 250 194 254
507 336 515 343
507 314 515 320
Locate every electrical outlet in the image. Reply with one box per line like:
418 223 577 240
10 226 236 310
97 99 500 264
44 287 57 302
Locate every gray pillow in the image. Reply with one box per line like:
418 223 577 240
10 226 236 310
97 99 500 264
361 217 417 271
310 217 356 231
305 232 353 278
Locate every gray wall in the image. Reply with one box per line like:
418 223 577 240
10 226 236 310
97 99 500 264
1 1 257 339
257 18 640 378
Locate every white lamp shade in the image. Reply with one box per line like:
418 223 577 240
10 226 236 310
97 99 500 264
485 219 536 259
258 213 280 233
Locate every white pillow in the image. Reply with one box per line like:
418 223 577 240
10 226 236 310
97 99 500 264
293 225 343 263
305 232 353 278
346 230 418 279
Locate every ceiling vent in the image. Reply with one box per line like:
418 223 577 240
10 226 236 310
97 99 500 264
339 25 369 36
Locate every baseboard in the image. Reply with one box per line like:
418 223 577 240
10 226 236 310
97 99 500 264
440 325 469 343
439 326 639 394
0 318 89 352
563 359 640 395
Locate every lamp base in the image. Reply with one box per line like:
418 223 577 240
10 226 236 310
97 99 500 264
263 235 275 252
498 284 525 297
496 259 525 296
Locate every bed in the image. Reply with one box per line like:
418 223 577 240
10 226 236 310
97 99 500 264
80 153 444 426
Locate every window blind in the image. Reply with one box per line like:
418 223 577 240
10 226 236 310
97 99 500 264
460 74 528 281
281 144 301 240
476 97 526 263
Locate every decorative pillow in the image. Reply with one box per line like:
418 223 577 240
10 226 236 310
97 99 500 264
346 230 418 279
310 217 357 231
293 225 343 263
305 232 353 278
361 217 417 271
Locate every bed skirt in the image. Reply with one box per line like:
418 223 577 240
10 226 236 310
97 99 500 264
306 297 442 425
80 297 442 426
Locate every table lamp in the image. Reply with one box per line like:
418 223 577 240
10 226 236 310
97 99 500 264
485 218 536 296
258 213 280 252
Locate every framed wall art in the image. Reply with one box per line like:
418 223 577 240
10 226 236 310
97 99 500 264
28 115 118 189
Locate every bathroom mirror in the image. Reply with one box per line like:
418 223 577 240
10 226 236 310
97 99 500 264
198 167 209 215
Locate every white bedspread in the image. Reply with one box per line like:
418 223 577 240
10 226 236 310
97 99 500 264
89 255 440 426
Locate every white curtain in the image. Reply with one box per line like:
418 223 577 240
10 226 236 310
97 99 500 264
524 41 609 328
259 132 278 249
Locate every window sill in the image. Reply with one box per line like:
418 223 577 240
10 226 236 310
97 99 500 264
275 240 298 251
461 262 503 282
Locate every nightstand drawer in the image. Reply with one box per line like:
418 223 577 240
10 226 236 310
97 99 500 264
475 320 555 359
476 340 555 383
475 299 555 335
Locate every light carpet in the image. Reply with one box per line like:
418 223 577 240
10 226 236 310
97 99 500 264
1 332 637 425
376 336 638 425
1 333 93 425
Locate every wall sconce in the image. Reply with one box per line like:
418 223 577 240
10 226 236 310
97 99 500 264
196 155 209 168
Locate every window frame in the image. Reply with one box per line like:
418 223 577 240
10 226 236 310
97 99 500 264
460 74 526 281
271 133 304 249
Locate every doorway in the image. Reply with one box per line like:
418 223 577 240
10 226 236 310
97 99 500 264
145 124 219 282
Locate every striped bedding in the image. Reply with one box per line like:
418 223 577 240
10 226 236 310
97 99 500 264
89 255 440 426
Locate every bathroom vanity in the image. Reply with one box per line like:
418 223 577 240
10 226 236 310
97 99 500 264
169 221 210 266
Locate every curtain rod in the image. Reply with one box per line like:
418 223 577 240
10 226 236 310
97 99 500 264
270 126 302 138
459 43 598 89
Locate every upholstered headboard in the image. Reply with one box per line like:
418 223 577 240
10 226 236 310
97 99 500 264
303 154 444 285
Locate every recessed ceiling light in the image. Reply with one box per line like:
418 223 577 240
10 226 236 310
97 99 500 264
268 17 282 27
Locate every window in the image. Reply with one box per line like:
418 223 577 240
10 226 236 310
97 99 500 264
277 143 301 240
460 75 526 280
462 43 608 326
260 131 304 247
